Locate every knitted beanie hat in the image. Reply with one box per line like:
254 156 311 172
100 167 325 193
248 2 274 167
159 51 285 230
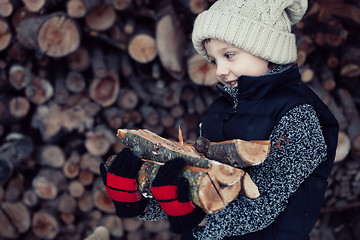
192 0 308 64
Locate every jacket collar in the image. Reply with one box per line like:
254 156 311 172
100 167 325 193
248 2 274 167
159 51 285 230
217 64 301 103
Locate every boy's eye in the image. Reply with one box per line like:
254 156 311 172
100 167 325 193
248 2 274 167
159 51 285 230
225 53 235 58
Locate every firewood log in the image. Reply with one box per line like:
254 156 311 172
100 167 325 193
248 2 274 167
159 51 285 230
195 136 270 168
22 189 38 208
300 64 314 83
67 46 91 72
90 46 108 78
0 206 18 239
57 193 77 214
319 64 336 91
0 201 30 239
99 215 124 238
8 96 30 119
159 108 175 128
9 64 27 90
60 212 75 224
80 152 102 174
32 95 100 141
143 218 169 233
84 226 110 240
114 128 268 213
308 78 348 131
187 46 217 86
155 2 186 80
66 0 101 18
11 6 36 29
39 144 65 168
25 76 53 105
69 180 85 198
334 131 350 163
85 3 116 31
79 170 94 186
0 132 33 170
0 0 20 17
340 46 360 78
0 17 12 51
54 66 70 105
337 88 360 156
316 0 360 25
85 125 116 157
62 152 80 179
102 107 124 130
122 217 143 232
117 88 139 110
111 0 132 11
31 211 60 239
22 0 65 13
127 29 157 64
16 12 81 57
5 176 23 202
32 168 67 200
89 72 120 107
78 190 94 212
140 105 159 126
176 0 208 14
93 186 116 213
66 71 86 93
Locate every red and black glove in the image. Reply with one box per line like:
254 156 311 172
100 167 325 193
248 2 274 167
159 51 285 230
151 158 206 233
100 148 147 218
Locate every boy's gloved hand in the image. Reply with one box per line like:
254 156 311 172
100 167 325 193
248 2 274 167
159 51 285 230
151 158 206 233
100 148 147 218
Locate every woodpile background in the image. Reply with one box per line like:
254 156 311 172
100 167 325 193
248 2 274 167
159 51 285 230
0 0 359 239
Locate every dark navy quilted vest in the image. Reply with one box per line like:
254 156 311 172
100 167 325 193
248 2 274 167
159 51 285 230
201 64 339 240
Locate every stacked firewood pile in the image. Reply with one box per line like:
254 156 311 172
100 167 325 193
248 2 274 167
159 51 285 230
0 0 359 239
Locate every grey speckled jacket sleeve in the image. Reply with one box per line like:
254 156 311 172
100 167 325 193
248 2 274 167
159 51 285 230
137 198 167 221
192 104 328 239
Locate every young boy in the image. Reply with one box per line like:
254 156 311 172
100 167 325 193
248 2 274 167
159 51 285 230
100 0 339 239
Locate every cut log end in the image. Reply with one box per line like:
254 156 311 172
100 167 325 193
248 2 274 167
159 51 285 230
128 34 157 64
37 15 80 57
241 173 260 199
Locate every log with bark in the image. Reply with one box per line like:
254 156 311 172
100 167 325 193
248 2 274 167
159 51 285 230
16 12 81 57
109 128 270 213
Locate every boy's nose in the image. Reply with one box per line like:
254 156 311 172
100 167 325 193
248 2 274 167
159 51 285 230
216 63 229 78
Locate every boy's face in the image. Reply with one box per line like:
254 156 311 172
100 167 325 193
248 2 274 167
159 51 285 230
204 39 269 88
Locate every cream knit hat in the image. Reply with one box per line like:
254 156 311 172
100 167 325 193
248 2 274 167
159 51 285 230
192 0 308 64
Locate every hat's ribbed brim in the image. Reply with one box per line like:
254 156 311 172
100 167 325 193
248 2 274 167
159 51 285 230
192 10 297 64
